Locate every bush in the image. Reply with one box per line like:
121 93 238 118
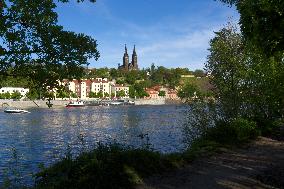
258 119 284 139
204 118 259 145
34 144 183 189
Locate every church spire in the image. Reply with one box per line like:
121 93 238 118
133 45 137 55
124 44 128 55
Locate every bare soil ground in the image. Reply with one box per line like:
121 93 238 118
137 137 284 189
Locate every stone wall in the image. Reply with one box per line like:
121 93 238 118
0 99 68 109
134 99 166 105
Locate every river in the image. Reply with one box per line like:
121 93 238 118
0 105 189 185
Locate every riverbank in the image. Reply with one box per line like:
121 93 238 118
0 99 183 109
137 136 284 189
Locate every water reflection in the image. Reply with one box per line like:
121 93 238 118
0 105 188 185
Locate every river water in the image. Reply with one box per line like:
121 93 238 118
0 105 189 185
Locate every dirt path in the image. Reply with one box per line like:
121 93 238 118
137 137 284 189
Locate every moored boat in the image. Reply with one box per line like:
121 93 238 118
4 107 30 114
66 100 85 107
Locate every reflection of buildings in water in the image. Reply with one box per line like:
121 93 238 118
117 107 147 147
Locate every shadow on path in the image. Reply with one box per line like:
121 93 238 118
137 137 284 189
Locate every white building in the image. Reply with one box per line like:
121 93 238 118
60 78 116 99
0 87 29 99
112 84 129 98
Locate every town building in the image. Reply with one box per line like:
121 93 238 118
111 84 130 98
0 87 29 99
118 45 138 71
61 78 129 99
144 86 179 100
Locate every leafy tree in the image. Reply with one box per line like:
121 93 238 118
11 91 22 99
125 70 139 85
70 92 78 98
3 91 10 99
26 88 39 100
193 69 205 77
129 86 137 98
116 90 126 98
104 92 109 97
56 86 69 99
0 0 99 99
177 83 200 101
205 24 245 118
97 91 103 98
89 91 96 98
218 0 284 57
158 90 166 97
133 83 148 98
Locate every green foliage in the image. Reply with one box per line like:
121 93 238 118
206 23 245 118
219 0 284 56
205 118 259 145
206 22 284 120
158 90 166 97
257 119 284 138
87 67 109 78
34 144 182 189
10 91 22 99
56 86 70 99
70 92 77 98
178 83 201 101
88 91 96 98
0 0 99 98
96 91 103 98
26 88 40 100
133 83 149 98
193 69 205 77
116 90 126 98
104 92 109 97
3 92 10 99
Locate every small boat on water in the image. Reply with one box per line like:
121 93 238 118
66 100 85 107
4 107 30 114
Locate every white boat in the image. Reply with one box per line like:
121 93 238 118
4 107 30 114
66 100 85 107
110 101 123 105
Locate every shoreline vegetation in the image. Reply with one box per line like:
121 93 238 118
5 116 280 189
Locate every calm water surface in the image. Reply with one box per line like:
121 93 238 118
0 105 189 185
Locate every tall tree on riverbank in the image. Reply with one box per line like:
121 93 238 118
218 0 284 57
0 0 99 97
206 24 246 119
206 22 284 121
216 0 284 119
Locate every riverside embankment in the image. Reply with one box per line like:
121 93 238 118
0 99 182 108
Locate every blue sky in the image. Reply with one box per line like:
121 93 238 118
56 0 239 70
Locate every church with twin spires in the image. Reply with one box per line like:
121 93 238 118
118 45 138 71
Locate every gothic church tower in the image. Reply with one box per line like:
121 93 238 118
131 45 138 70
123 44 129 71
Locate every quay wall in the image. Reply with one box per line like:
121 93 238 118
0 98 182 109
0 99 68 109
134 99 166 105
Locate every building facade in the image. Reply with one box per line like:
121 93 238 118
61 78 129 99
111 84 130 98
0 87 29 99
118 45 138 71
144 86 179 100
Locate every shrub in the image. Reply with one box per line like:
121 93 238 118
258 119 284 139
34 144 183 189
204 118 259 145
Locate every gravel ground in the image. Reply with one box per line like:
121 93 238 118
137 137 284 189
